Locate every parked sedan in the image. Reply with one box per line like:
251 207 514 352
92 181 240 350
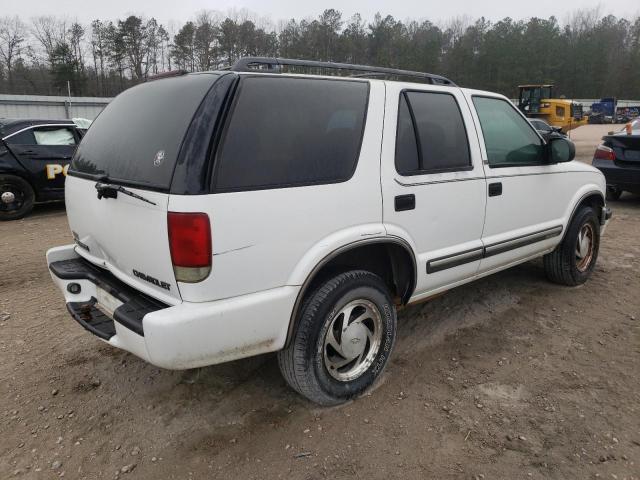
592 119 640 200
528 118 566 141
1 118 84 220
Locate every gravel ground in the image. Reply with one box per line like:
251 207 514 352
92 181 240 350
1 125 638 480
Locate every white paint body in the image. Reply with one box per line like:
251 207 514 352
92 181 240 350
48 74 608 370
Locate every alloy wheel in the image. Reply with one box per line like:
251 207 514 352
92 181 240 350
575 223 595 272
323 299 383 382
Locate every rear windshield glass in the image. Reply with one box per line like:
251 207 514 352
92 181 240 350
213 76 369 192
70 73 220 189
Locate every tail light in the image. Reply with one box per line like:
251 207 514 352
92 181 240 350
594 144 615 161
168 212 211 283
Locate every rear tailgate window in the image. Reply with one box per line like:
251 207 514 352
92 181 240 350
70 73 220 190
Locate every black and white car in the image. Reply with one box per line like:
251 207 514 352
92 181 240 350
1 119 84 220
47 58 611 405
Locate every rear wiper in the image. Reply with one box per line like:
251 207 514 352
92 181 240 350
95 182 157 206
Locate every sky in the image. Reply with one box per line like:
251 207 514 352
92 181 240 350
2 0 639 28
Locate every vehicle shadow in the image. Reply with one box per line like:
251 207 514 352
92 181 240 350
145 259 548 410
30 201 67 218
58 255 568 453
610 191 640 207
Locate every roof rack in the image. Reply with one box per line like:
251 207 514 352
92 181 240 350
230 57 457 86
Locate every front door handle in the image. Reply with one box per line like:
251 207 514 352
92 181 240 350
488 182 502 197
395 194 415 211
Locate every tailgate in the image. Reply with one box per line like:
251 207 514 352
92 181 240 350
61 72 226 304
66 175 179 304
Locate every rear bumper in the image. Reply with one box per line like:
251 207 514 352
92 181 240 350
46 244 297 369
592 159 640 192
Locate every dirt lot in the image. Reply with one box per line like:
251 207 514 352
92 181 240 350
1 125 639 480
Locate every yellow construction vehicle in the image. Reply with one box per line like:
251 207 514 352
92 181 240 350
517 84 588 132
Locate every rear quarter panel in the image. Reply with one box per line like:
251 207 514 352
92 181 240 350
169 81 386 302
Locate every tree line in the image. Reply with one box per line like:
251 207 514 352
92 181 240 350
0 8 638 99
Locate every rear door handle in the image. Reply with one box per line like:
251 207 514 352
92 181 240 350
488 182 502 197
395 194 415 211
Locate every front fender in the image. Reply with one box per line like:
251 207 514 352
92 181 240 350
560 177 605 236
560 175 606 242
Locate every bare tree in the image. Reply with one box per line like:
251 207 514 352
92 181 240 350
0 16 26 88
157 25 169 71
68 22 85 72
90 20 108 95
31 15 67 65
565 6 602 36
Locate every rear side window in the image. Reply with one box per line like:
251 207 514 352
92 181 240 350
34 127 76 145
473 96 544 167
395 95 420 173
213 76 369 192
395 91 471 175
6 129 36 145
70 73 220 189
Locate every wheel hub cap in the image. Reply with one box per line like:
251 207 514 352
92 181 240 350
323 299 383 382
1 191 15 204
340 323 368 358
575 224 594 272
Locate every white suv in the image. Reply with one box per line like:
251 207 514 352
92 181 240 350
47 58 611 405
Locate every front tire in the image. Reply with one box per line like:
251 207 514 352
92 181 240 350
543 206 600 286
0 175 35 221
278 270 397 406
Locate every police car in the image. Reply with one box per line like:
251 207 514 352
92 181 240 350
1 119 85 220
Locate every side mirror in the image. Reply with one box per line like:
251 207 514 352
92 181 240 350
547 136 575 163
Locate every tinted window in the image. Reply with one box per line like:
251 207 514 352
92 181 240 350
395 91 471 175
71 73 220 189
213 76 368 192
6 129 36 145
395 95 419 173
473 97 544 167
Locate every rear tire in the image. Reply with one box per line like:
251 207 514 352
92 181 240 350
543 206 600 286
278 270 397 406
0 175 35 221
